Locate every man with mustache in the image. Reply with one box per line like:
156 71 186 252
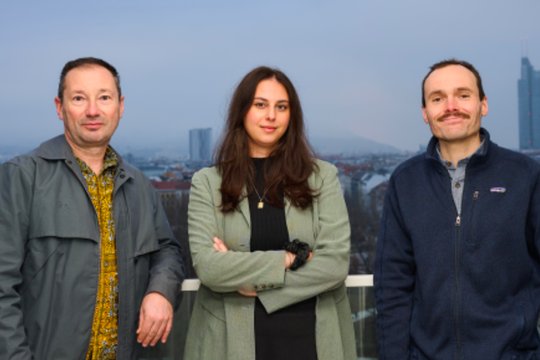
0 57 185 359
375 59 540 359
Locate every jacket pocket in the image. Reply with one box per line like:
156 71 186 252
465 190 480 248
185 287 227 359
331 284 347 304
198 286 226 322
510 293 540 353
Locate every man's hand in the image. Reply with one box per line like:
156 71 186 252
136 292 173 347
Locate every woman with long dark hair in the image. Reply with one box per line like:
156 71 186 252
184 66 356 360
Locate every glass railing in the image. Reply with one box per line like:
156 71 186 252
139 275 377 360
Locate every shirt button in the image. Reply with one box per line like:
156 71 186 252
454 182 461 189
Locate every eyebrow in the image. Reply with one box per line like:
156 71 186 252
427 87 474 97
69 88 115 94
426 90 444 98
253 97 289 103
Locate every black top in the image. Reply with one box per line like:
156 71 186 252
249 158 317 360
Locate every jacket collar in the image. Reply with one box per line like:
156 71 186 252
33 135 135 180
425 128 493 166
33 134 76 161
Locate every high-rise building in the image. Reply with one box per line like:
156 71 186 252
518 57 540 150
189 128 212 162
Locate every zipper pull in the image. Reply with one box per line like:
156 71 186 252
473 191 479 200
455 214 461 226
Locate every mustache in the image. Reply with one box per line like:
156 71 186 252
437 111 470 122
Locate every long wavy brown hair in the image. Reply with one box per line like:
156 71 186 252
215 66 318 213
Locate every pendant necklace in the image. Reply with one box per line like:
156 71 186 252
252 184 269 209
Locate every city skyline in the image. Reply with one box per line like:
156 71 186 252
189 128 212 162
519 57 540 150
1 1 539 153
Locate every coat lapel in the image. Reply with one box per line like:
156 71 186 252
238 188 251 227
285 197 292 216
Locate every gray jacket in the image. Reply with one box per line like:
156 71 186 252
184 160 356 360
0 135 184 360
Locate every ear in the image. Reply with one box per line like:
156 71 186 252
119 96 125 119
54 97 64 121
421 107 429 124
481 96 488 117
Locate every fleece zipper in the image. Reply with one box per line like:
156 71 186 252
454 212 462 360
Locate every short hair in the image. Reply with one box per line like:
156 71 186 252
57 57 121 101
421 58 486 107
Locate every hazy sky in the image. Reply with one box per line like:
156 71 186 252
1 0 539 153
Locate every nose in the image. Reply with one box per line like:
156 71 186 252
445 96 458 112
85 100 100 117
266 106 276 121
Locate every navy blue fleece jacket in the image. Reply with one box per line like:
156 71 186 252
375 129 540 359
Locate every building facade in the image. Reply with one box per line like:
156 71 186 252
189 128 212 162
518 57 540 150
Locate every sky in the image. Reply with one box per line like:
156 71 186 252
1 0 539 154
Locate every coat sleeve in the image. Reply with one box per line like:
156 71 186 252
145 183 185 309
528 165 540 267
0 161 34 359
188 169 287 293
374 175 415 359
257 162 351 313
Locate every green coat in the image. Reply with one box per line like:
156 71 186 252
184 159 356 360
0 135 184 359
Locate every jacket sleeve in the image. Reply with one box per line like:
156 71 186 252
257 163 351 313
374 176 415 359
0 161 34 359
145 185 185 309
188 169 287 293
528 166 540 267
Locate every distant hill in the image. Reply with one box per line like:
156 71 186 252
310 136 401 155
116 135 402 158
0 136 402 162
0 145 32 162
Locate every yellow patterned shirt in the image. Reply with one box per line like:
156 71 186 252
77 149 119 360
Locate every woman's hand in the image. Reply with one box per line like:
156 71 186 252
285 251 296 269
238 288 257 297
213 237 228 252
